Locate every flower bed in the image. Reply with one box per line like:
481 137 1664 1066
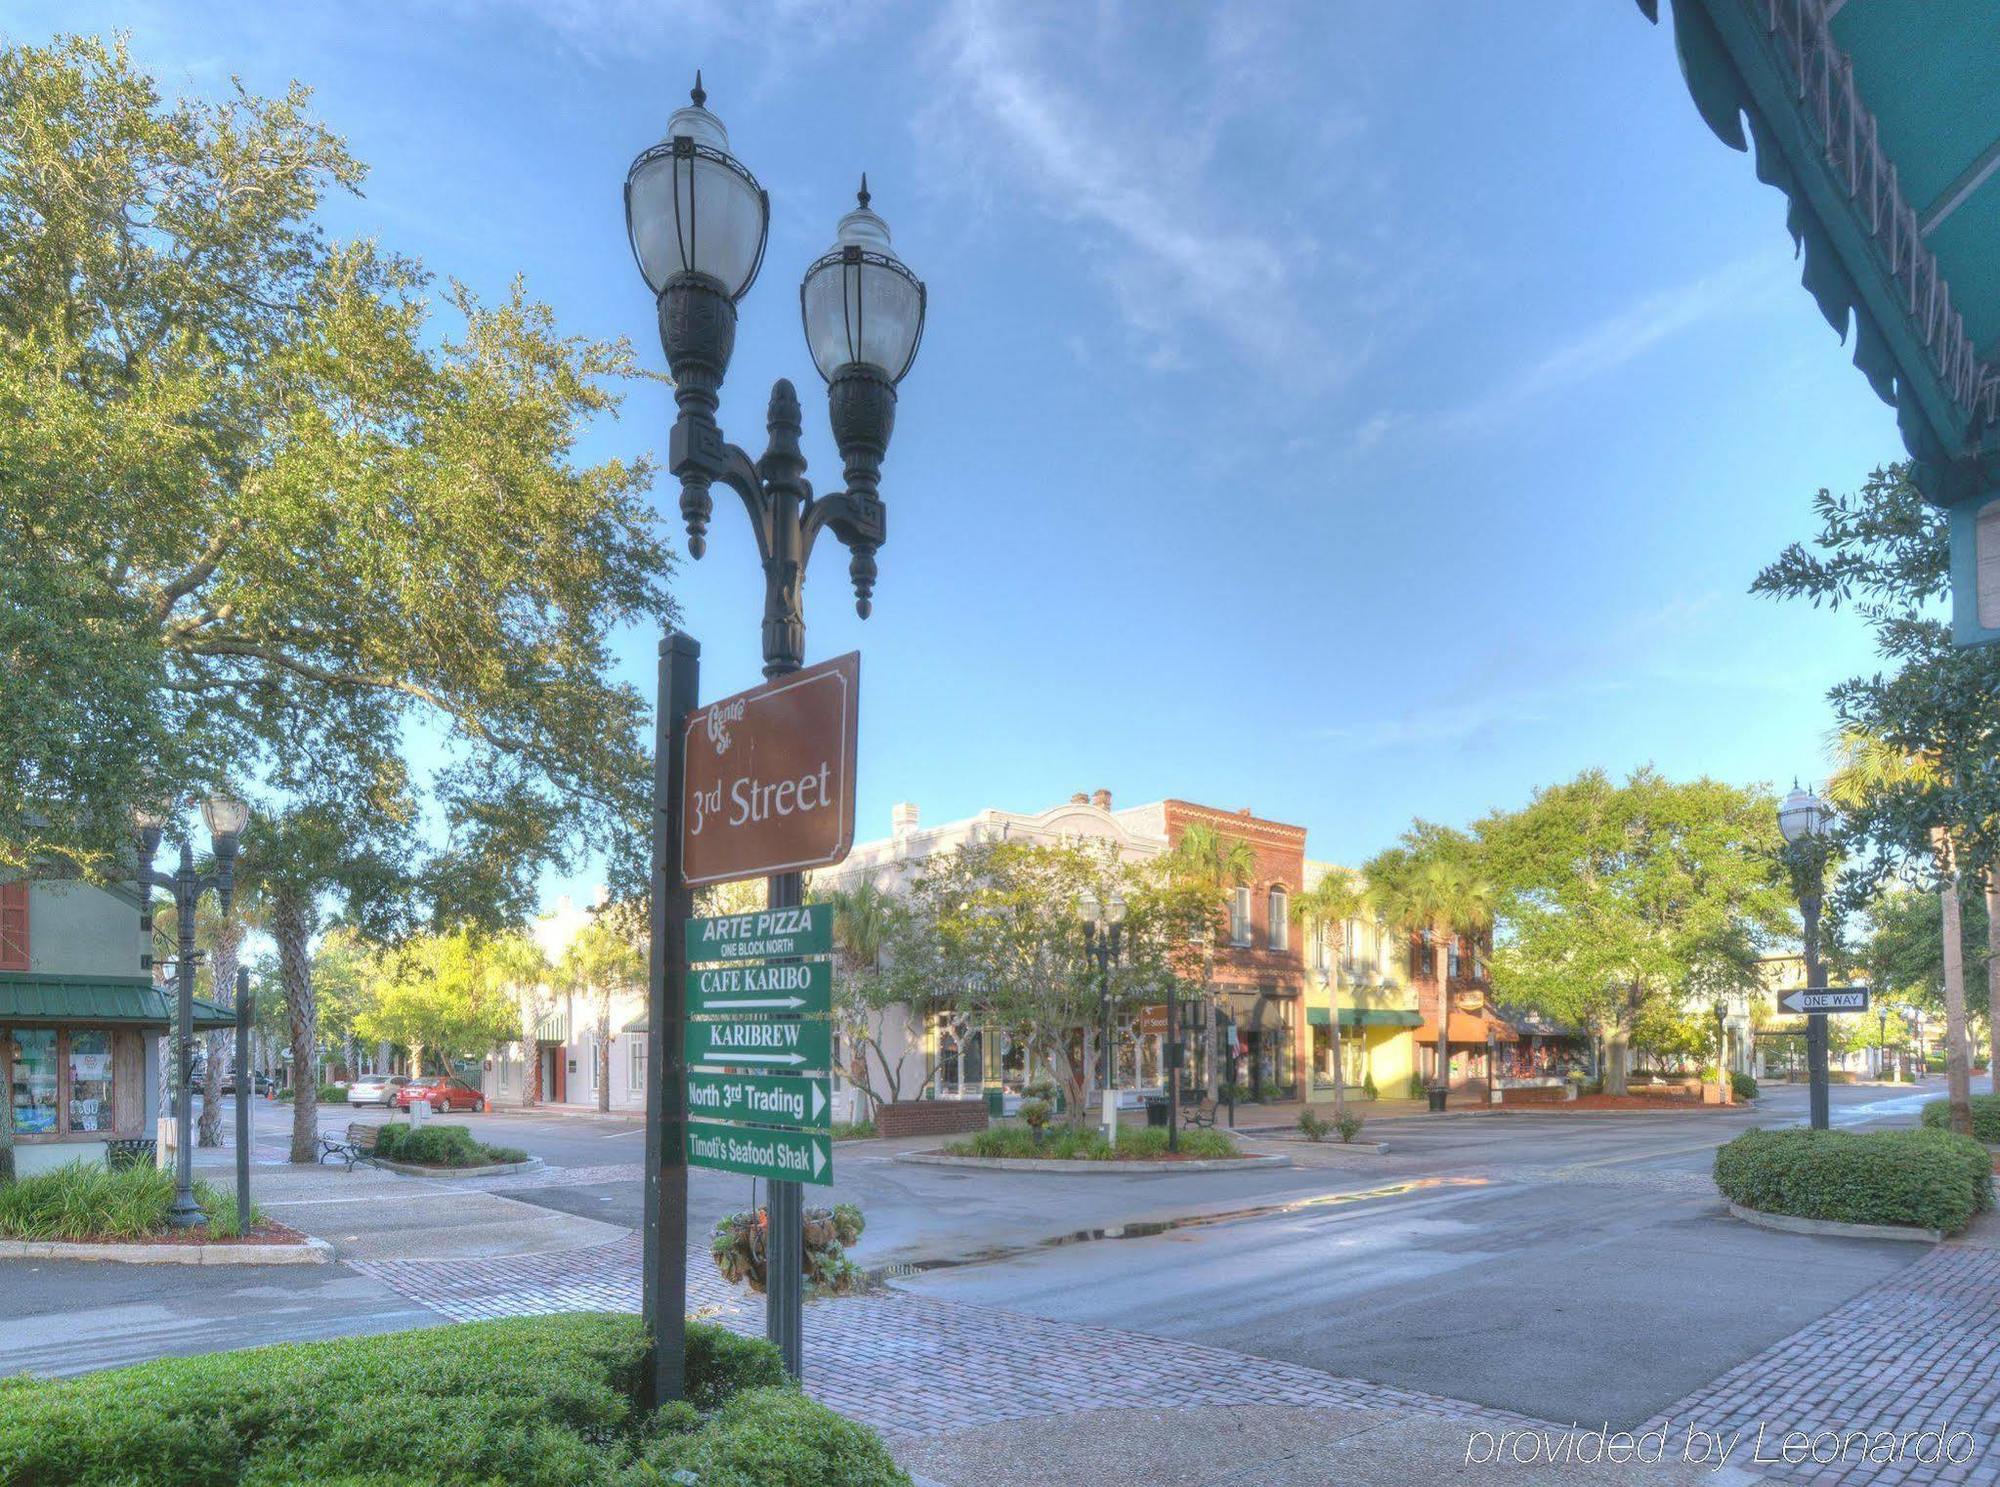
1920 1093 2000 1144
0 1161 259 1241
373 1123 527 1168
1714 1126 1994 1236
941 1126 1241 1161
0 1313 910 1486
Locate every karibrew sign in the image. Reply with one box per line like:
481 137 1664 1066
688 960 832 1017
684 1015 834 1072
681 653 859 887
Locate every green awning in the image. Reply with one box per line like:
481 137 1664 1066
623 1014 648 1034
1308 1007 1424 1029
535 1010 568 1042
1639 0 2000 644
0 972 234 1028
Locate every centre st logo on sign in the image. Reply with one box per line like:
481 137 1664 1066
681 652 859 887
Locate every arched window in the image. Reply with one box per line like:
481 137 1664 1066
1267 887 1288 951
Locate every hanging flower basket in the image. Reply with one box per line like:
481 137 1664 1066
711 1203 866 1296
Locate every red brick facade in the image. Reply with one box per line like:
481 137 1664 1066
1161 801 1310 1093
875 1098 988 1139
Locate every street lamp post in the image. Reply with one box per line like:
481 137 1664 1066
1878 1006 1889 1082
1712 998 1730 1105
133 796 248 1228
626 76 924 1386
1080 890 1126 1149
1777 783 1836 1131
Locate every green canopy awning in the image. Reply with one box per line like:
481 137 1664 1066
623 1014 648 1034
1307 1007 1424 1030
0 971 234 1028
1640 0 2000 643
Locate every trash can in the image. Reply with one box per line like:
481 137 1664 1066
1143 1096 1169 1128
985 1088 1005 1118
1427 1086 1447 1113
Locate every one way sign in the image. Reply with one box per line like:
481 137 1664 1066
1779 986 1871 1015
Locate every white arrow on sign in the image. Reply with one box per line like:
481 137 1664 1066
701 995 809 1011
811 1082 826 1122
811 1140 826 1178
700 1050 808 1066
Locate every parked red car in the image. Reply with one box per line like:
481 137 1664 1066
392 1075 487 1113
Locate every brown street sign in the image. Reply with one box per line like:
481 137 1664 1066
681 652 860 887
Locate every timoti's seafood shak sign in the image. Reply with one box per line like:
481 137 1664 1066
680 652 859 886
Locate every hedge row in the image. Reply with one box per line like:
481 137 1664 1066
1919 1094 2000 1145
0 1161 252 1240
373 1123 526 1167
1714 1126 1994 1235
0 1313 909 1487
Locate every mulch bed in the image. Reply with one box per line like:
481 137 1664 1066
4 1220 308 1247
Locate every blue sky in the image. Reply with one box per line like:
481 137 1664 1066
22 1 1904 896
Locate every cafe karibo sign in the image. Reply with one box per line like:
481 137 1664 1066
680 652 859 887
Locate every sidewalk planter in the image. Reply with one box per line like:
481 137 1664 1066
899 1150 1290 1174
0 1235 333 1265
373 1156 543 1180
875 1098 987 1139
1714 1126 1994 1238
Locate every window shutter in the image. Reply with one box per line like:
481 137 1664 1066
0 882 27 971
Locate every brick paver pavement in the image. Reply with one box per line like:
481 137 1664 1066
1642 1244 2000 1485
355 1225 2000 1480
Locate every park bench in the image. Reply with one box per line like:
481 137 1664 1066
317 1122 383 1172
1180 1094 1218 1130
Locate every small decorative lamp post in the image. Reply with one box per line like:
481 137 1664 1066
1776 782 1836 1130
1712 997 1731 1105
134 795 248 1227
1079 889 1126 1147
1878 1005 1890 1082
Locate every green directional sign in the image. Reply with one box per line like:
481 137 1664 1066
684 1016 832 1072
687 1121 831 1186
688 960 831 1017
686 904 832 963
687 1071 831 1131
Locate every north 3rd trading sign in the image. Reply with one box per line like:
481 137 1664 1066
681 652 859 887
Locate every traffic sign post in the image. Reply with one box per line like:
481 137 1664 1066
1780 985 1871 1015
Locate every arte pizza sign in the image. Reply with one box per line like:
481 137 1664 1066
681 652 860 887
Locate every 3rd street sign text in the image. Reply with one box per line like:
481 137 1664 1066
684 1017 833 1071
688 960 831 1017
686 1071 831 1131
686 1123 832 1186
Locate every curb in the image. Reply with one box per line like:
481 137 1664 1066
373 1156 545 1180
1278 1139 1391 1156
1727 1202 1943 1244
0 1235 336 1266
894 1151 1290 1174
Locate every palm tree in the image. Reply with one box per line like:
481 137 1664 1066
1292 870 1367 1120
1162 822 1257 1097
828 880 893 1115
1369 856 1496 1106
1828 730 1975 1132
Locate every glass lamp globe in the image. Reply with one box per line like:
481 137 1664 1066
800 179 926 383
1777 784 1832 844
202 795 251 839
625 74 769 301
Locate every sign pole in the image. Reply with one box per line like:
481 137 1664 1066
234 969 252 1231
644 631 699 1410
1803 892 1829 1131
765 867 805 1381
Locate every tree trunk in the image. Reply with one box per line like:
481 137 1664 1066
0 1030 14 1186
1986 871 2000 1097
597 1001 612 1113
272 890 321 1164
1325 971 1346 1123
1430 921 1452 1098
1604 1021 1632 1097
1937 838 1974 1135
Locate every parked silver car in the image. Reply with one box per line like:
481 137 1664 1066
346 1075 413 1107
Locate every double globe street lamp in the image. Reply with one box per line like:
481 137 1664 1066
1777 782 1836 1130
133 795 249 1228
1078 890 1126 1148
625 73 926 681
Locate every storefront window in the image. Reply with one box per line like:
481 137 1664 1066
10 1029 59 1135
67 1031 114 1133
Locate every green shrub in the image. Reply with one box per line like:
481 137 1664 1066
1335 1112 1366 1144
1406 1072 1426 1099
1920 1094 2000 1144
1219 1081 1247 1105
943 1126 1237 1161
1253 1081 1283 1104
0 1314 904 1487
829 1120 877 1142
372 1123 525 1167
1297 1109 1329 1142
1017 1098 1053 1135
1731 1071 1759 1101
1714 1126 1994 1235
0 1161 257 1239
1362 1072 1378 1100
277 1088 295 1101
